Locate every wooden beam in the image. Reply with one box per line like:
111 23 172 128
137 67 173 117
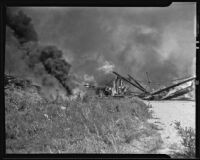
112 71 148 93
150 77 195 96
128 74 148 93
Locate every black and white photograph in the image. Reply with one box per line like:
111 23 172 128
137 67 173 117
5 2 196 158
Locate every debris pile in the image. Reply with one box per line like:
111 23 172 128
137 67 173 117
83 71 195 101
4 74 41 91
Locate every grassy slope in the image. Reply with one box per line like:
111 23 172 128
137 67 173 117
5 84 163 153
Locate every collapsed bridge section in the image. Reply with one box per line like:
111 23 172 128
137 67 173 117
83 71 195 100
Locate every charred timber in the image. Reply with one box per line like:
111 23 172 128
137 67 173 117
161 85 193 100
127 74 148 93
4 74 41 91
150 77 195 96
112 71 148 93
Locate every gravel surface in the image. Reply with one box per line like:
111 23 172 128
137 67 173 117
143 100 195 155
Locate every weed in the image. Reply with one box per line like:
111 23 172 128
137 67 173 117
5 82 163 153
171 121 195 158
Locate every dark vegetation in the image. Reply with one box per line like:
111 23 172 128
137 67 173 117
5 78 163 153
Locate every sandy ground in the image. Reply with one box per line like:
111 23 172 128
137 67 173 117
143 100 195 155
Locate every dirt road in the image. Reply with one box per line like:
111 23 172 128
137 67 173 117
143 100 195 155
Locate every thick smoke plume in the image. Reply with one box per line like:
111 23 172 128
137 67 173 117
6 8 38 44
6 4 196 93
5 8 73 97
39 46 72 95
19 4 195 90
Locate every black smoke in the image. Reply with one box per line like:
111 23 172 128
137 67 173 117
39 46 72 95
5 8 73 96
6 8 38 44
20 5 195 90
6 5 196 91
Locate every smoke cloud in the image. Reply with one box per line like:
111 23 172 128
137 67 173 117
5 8 73 97
39 46 72 95
98 61 115 74
6 8 38 44
6 3 196 90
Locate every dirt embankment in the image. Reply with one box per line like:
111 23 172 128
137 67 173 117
143 100 195 155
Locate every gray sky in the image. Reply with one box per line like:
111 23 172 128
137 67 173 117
19 3 196 86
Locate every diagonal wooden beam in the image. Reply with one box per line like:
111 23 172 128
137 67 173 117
161 84 193 100
128 74 148 93
112 71 148 93
150 77 195 96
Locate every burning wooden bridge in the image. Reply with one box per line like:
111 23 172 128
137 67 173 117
84 71 195 100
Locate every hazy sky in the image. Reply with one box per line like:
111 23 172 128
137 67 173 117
18 3 196 85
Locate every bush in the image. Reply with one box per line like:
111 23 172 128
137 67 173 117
172 121 195 158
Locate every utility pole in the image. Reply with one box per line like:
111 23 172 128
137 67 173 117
146 72 151 92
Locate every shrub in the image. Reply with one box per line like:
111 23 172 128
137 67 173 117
172 121 195 158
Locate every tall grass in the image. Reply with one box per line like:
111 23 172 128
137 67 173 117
5 85 163 153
